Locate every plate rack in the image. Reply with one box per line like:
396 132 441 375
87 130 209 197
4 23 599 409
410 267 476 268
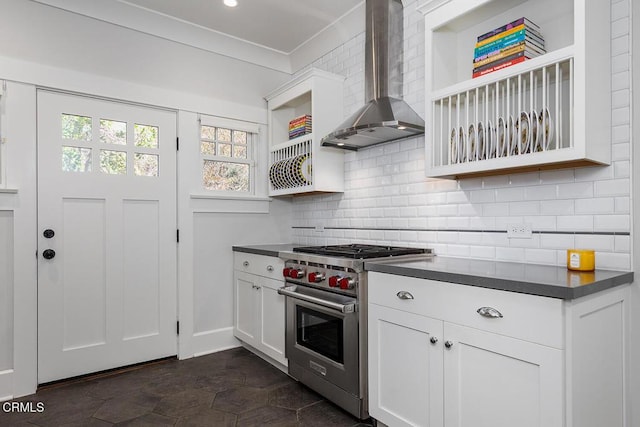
269 136 313 194
431 57 573 168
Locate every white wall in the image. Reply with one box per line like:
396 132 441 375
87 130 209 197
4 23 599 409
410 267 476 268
0 82 38 400
0 0 290 117
290 0 633 272
0 1 294 399
630 0 639 424
0 211 14 372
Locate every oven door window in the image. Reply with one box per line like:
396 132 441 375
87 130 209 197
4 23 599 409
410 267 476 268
296 305 344 364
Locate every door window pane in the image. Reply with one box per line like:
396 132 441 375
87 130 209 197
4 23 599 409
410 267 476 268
216 128 231 142
233 145 247 159
100 119 127 145
134 153 158 177
62 114 92 141
200 141 216 155
62 146 92 172
233 131 247 145
202 160 249 191
134 124 158 148
201 125 215 140
100 150 127 174
218 143 232 157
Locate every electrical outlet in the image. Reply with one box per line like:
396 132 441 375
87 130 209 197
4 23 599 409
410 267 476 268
314 225 324 233
507 223 532 239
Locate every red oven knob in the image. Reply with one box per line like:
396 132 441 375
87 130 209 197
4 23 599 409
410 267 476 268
308 272 325 283
289 269 305 279
328 276 340 288
282 267 292 278
339 277 355 290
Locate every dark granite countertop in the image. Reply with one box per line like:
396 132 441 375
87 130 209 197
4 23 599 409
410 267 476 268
365 256 633 300
232 243 297 258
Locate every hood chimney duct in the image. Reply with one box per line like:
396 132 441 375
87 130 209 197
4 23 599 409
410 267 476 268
321 0 425 150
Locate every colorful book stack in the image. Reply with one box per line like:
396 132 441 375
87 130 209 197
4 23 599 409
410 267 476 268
472 17 546 78
288 114 312 139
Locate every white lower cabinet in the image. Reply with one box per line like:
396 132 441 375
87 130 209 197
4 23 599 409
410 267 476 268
368 272 628 427
443 323 562 427
233 253 287 367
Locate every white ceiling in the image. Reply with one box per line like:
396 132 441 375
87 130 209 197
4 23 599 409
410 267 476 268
33 0 365 73
122 0 363 54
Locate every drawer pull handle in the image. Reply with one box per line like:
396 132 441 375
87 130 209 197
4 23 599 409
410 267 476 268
266 265 274 272
477 307 503 318
243 261 249 267
444 340 454 349
396 291 414 300
430 337 438 345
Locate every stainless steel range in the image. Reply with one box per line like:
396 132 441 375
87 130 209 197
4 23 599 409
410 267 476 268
277 244 433 419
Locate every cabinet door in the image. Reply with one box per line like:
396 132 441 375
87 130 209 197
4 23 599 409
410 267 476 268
369 303 444 427
234 271 259 344
258 277 287 365
443 323 563 427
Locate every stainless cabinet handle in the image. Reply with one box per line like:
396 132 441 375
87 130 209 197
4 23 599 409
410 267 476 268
243 261 249 267
430 337 438 344
266 265 274 272
477 307 503 318
444 341 454 349
396 291 414 300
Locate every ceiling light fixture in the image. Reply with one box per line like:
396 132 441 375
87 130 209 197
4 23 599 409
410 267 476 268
224 0 238 7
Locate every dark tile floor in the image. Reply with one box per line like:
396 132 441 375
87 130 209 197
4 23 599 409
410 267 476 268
1 347 374 426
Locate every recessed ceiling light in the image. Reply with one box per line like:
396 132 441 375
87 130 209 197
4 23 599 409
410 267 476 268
224 0 238 7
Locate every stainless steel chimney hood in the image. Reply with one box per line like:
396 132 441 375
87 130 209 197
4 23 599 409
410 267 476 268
321 0 425 150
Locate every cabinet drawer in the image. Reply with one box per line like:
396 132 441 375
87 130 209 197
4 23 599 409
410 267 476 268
234 252 284 280
368 272 564 349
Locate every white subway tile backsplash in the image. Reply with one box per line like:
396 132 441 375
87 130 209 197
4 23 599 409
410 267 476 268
509 201 540 216
557 215 594 231
495 187 525 202
615 197 630 213
557 182 594 199
289 0 630 268
574 234 615 251
540 199 575 215
594 214 630 232
594 178 630 197
575 198 615 214
540 234 576 250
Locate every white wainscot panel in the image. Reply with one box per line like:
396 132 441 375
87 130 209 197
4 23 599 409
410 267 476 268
62 198 106 350
0 211 14 374
122 200 160 341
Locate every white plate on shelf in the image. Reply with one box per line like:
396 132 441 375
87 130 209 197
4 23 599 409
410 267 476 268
458 126 466 162
450 127 458 164
517 112 530 154
496 116 506 157
538 107 554 151
508 115 517 155
468 123 476 161
300 155 312 184
530 110 540 152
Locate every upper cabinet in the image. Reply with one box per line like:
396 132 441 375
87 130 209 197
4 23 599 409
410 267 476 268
419 0 611 178
265 69 345 196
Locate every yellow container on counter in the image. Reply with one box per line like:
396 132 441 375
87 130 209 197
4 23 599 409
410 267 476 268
567 249 595 271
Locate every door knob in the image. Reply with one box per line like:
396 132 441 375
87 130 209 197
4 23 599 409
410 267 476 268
43 229 55 239
42 249 56 260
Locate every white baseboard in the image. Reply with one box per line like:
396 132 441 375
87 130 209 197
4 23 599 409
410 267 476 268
188 327 240 359
0 369 14 402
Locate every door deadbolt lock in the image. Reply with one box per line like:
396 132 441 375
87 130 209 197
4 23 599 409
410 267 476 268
42 249 56 260
43 229 55 239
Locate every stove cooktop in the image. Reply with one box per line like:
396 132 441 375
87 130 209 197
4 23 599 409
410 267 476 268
292 244 429 259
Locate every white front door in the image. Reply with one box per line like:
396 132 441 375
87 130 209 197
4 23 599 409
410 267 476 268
37 91 178 383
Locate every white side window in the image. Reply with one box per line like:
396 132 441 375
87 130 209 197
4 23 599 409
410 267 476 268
199 115 258 194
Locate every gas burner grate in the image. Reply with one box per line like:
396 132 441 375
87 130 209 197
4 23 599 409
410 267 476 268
293 244 428 259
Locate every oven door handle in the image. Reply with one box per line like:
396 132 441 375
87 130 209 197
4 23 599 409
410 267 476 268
278 286 355 313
